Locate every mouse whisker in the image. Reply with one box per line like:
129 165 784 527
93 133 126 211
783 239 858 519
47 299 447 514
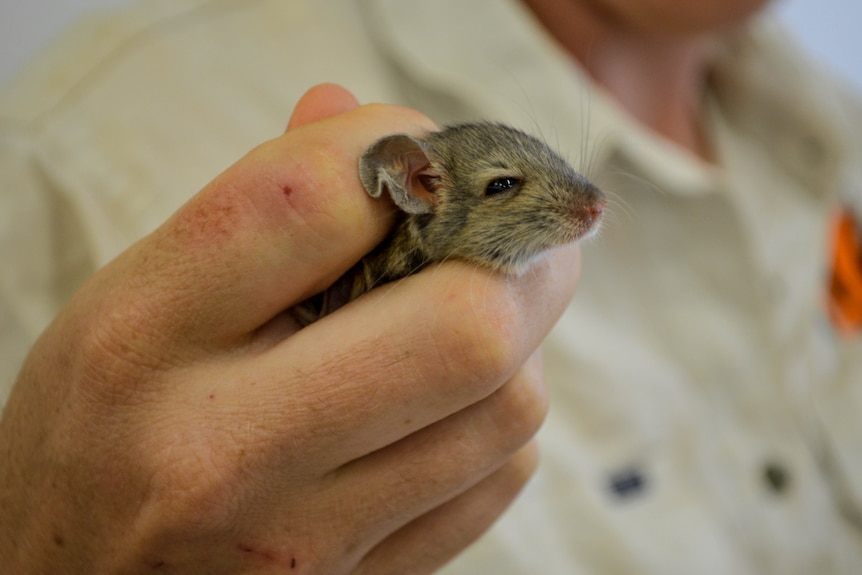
602 190 636 225
609 167 669 198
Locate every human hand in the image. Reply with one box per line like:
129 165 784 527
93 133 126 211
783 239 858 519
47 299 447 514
0 84 581 574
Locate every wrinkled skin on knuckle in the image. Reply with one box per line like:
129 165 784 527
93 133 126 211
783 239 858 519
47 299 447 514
430 270 529 393
138 451 245 540
510 441 542 484
124 419 291 564
482 361 549 455
61 290 181 412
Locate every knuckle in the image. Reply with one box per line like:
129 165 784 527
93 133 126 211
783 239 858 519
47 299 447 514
144 434 243 531
510 441 542 483
493 442 542 496
75 309 145 382
431 270 528 389
469 328 521 389
71 298 177 404
486 366 549 450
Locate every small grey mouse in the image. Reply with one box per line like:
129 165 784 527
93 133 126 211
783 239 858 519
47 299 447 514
293 122 605 326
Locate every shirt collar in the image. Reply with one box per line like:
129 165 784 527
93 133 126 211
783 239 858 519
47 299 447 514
361 0 621 176
709 18 847 199
363 0 843 200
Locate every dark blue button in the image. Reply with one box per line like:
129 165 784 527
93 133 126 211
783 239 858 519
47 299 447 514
763 461 790 493
609 467 647 498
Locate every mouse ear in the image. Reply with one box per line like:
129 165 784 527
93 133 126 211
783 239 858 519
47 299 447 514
359 134 436 215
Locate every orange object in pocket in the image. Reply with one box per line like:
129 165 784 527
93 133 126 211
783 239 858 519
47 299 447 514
828 209 862 335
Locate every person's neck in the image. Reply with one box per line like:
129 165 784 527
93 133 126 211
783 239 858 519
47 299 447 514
523 0 718 161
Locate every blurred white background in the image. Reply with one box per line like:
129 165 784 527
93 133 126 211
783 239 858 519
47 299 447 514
0 0 860 92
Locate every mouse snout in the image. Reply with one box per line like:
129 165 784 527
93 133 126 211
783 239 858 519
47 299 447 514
573 197 606 230
587 198 606 221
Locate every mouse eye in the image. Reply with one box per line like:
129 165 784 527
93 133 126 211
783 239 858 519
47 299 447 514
485 177 521 197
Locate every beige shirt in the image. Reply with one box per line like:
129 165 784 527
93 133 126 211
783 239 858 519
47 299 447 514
2 0 861 573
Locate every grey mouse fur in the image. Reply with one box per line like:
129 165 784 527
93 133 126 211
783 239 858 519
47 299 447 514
293 122 605 326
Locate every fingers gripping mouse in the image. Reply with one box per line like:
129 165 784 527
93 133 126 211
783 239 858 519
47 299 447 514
293 122 606 326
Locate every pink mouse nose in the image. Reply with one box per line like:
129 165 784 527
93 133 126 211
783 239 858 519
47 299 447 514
580 199 606 226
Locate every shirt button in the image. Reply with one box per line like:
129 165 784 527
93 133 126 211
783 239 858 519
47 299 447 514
763 461 791 494
608 466 648 499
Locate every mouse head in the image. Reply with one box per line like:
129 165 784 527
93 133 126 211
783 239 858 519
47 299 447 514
359 123 605 273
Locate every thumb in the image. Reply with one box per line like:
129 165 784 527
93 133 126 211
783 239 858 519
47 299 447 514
86 101 437 353
287 83 361 131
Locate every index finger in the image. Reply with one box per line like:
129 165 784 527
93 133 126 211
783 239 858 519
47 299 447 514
239 242 582 468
